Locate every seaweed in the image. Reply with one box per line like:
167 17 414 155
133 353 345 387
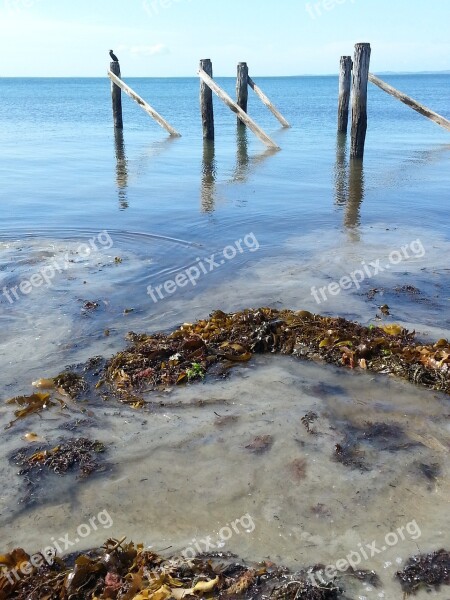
333 443 367 471
0 538 343 600
396 548 450 594
301 411 319 435
53 371 86 398
104 308 450 400
6 309 450 425
11 438 107 479
5 393 58 429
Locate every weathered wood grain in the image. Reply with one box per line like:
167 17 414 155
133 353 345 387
107 70 181 137
198 68 280 149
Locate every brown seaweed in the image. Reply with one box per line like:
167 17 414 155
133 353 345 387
0 538 342 600
11 438 107 480
104 308 450 400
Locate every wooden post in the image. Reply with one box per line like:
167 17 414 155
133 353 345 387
200 59 214 140
368 74 450 133
350 43 371 159
198 67 280 150
110 61 123 129
338 56 352 133
236 62 249 125
247 77 290 128
107 70 181 137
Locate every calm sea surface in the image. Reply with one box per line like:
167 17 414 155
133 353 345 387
1 75 450 598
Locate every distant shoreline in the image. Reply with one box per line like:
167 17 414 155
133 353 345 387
1 71 449 79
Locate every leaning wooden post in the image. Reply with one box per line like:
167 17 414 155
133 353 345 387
247 77 290 128
350 43 371 158
200 59 214 140
110 61 123 129
236 62 249 125
198 67 280 150
338 56 352 133
107 71 181 136
368 74 450 133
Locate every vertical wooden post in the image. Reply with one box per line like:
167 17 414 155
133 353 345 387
200 59 214 140
236 62 249 125
338 56 352 133
350 43 371 158
110 61 123 129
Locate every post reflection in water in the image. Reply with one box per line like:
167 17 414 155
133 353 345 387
334 132 365 239
201 138 216 213
334 132 348 205
345 157 365 232
233 125 250 182
114 128 129 210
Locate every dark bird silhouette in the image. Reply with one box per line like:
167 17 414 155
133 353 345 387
109 50 119 62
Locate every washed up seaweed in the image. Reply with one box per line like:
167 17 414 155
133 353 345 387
52 371 86 398
11 438 106 478
9 437 107 506
104 308 450 400
5 393 58 429
5 309 450 424
0 538 342 600
396 548 450 594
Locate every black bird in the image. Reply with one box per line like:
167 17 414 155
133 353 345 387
109 50 119 62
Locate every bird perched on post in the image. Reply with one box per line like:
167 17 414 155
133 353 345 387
109 50 119 62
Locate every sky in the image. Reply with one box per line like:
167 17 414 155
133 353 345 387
0 0 449 77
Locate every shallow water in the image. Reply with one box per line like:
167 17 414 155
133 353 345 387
1 75 450 598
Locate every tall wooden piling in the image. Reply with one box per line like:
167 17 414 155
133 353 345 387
350 43 371 158
236 62 249 125
200 59 214 140
338 56 352 133
110 61 123 129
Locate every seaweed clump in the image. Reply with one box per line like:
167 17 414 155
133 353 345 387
105 308 450 400
11 437 106 479
396 549 450 594
53 371 86 398
0 538 342 600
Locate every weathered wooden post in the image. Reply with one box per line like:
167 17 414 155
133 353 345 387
236 62 249 125
350 43 371 158
338 56 352 133
200 59 214 140
110 61 123 129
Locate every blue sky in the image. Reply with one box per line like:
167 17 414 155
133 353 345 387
0 0 448 76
